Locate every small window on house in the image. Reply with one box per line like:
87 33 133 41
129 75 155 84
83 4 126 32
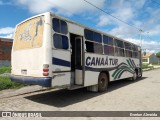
53 34 68 49
142 58 148 62
53 18 68 34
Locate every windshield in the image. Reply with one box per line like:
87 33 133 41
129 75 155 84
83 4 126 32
13 16 44 50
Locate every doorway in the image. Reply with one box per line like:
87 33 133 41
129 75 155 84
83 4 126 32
70 33 84 85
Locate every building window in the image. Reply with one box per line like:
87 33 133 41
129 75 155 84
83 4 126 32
85 41 102 54
53 34 68 49
104 45 114 56
103 35 114 46
142 58 148 62
84 29 102 43
53 18 68 34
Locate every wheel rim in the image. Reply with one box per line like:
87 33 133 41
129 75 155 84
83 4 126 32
100 78 106 88
133 72 137 80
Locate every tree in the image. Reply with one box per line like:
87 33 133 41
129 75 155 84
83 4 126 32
156 52 160 64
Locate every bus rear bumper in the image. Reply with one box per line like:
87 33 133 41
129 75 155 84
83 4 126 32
10 75 52 87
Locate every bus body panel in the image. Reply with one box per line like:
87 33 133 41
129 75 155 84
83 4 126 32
12 48 44 77
11 12 142 90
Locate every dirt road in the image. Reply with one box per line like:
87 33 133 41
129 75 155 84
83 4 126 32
0 69 160 119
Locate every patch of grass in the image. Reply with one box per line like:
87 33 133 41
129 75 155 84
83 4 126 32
0 76 26 90
142 64 153 69
0 66 11 74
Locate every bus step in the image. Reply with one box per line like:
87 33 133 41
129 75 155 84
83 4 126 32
69 85 84 90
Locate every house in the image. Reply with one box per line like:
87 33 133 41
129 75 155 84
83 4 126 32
0 37 13 67
142 52 159 64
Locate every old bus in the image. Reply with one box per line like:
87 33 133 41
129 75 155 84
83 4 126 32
10 12 142 92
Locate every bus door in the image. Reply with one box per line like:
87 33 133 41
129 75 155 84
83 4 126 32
70 34 84 85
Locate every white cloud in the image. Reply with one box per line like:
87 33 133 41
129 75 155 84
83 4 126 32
97 15 111 27
112 7 134 22
0 1 3 5
0 27 15 34
0 34 13 39
16 0 105 16
126 38 160 53
108 25 139 38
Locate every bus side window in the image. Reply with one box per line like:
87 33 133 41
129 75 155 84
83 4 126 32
52 18 68 34
85 41 103 54
53 34 69 49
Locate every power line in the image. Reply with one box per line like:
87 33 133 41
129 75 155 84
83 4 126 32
83 0 158 42
83 0 141 31
48 1 98 27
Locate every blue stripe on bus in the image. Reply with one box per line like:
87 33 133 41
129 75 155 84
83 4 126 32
52 57 71 67
52 58 138 73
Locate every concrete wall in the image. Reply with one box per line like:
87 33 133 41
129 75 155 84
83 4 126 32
0 38 13 67
0 60 11 67
149 54 159 64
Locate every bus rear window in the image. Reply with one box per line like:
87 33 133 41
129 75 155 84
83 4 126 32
13 16 44 50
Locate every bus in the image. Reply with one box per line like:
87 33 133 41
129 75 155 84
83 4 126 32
10 12 142 92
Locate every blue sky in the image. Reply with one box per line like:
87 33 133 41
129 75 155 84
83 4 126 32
0 0 160 53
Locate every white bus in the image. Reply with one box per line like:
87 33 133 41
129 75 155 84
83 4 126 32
10 12 142 92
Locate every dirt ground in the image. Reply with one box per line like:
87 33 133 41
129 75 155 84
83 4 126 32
0 69 160 120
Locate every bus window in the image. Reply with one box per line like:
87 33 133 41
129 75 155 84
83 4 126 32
104 45 114 56
132 51 139 58
85 41 103 54
124 42 132 50
13 16 44 50
103 35 113 46
125 50 132 57
93 32 102 43
115 39 124 48
52 18 68 34
53 34 68 49
115 47 125 57
84 29 102 43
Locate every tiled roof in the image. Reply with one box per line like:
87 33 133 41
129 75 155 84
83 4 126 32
142 53 153 58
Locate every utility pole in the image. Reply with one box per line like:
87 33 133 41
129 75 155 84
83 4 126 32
139 29 143 49
139 29 143 70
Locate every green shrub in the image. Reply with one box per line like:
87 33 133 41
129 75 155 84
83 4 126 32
0 66 11 74
0 76 26 90
142 64 153 69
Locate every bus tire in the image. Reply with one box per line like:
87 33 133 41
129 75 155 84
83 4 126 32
98 73 108 92
132 71 137 81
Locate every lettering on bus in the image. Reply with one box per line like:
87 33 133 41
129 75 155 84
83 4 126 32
86 56 118 66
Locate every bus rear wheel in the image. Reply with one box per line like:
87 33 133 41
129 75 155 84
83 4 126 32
98 73 108 92
132 71 137 81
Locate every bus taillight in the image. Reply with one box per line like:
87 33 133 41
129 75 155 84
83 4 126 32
43 64 49 76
